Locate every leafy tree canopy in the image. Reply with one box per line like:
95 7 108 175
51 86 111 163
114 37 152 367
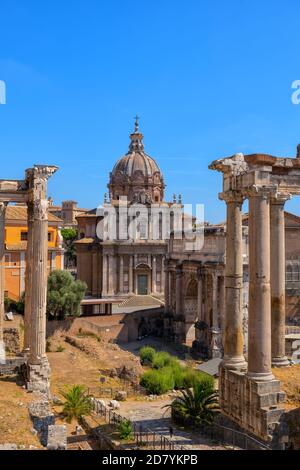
47 270 86 320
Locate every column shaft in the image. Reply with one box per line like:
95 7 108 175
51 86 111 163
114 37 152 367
29 212 48 363
102 254 108 295
24 202 34 351
152 256 157 293
0 203 6 355
119 255 124 293
129 255 133 293
270 196 289 367
248 191 274 380
222 192 246 370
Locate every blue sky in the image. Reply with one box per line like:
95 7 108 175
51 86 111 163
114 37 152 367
0 0 300 222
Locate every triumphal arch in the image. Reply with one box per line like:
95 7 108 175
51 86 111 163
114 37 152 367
209 145 300 443
0 165 57 395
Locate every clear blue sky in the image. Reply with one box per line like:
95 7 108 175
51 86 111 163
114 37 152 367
0 0 300 222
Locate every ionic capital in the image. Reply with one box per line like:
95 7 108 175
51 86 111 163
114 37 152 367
219 191 244 204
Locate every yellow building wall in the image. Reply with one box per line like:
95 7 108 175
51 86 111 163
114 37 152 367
4 223 63 301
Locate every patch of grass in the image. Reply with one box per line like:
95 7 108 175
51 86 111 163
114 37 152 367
140 367 175 395
56 345 65 352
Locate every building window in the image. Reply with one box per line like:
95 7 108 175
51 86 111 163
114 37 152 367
20 231 28 241
48 232 52 242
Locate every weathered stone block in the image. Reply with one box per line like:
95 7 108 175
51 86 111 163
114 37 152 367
47 425 67 450
28 400 55 447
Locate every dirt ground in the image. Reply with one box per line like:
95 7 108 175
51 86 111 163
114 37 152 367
273 364 300 409
0 377 42 448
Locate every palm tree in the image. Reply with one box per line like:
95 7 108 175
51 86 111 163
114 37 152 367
60 385 92 423
165 379 220 426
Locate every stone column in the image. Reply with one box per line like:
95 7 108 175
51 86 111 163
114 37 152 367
197 268 203 321
212 273 218 327
270 194 290 367
164 266 170 312
247 188 274 381
0 202 7 363
220 191 247 370
161 255 165 294
152 256 157 293
92 250 98 296
129 255 133 294
108 254 116 295
26 165 57 396
175 265 183 316
24 201 34 352
102 254 108 295
119 255 124 294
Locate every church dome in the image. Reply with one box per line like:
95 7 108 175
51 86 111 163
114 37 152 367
108 117 165 204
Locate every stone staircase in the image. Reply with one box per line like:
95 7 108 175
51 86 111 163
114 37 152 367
118 295 164 309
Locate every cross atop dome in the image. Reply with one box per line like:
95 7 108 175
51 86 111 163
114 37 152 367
129 114 144 152
134 114 139 133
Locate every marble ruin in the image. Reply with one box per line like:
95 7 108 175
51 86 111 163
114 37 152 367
209 147 300 442
0 165 58 396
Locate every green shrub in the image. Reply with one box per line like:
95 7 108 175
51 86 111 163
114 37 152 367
46 339 52 352
56 345 65 352
61 385 92 423
118 419 133 440
139 346 156 365
152 351 173 369
140 367 175 395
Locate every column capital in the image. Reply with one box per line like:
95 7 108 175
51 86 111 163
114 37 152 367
243 185 277 200
219 191 244 204
270 191 292 205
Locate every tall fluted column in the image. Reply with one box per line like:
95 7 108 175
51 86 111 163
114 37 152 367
26 165 58 395
220 191 247 370
24 201 34 351
270 193 290 367
29 198 48 364
247 188 274 381
0 202 7 362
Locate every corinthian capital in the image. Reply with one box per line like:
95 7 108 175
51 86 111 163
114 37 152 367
219 190 244 204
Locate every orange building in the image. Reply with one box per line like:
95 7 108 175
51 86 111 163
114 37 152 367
4 205 64 300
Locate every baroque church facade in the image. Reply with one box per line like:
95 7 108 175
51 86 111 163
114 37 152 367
75 119 183 301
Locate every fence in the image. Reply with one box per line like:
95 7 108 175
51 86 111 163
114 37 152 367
91 398 186 451
87 382 145 399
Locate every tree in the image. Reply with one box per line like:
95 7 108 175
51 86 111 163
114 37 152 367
60 385 92 423
165 377 220 426
61 228 78 269
47 270 87 319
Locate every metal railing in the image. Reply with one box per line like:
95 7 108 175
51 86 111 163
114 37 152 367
91 398 187 450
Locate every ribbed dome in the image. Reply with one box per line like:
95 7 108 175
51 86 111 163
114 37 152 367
112 151 161 179
108 117 165 204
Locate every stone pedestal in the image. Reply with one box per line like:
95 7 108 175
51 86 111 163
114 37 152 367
219 366 286 442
